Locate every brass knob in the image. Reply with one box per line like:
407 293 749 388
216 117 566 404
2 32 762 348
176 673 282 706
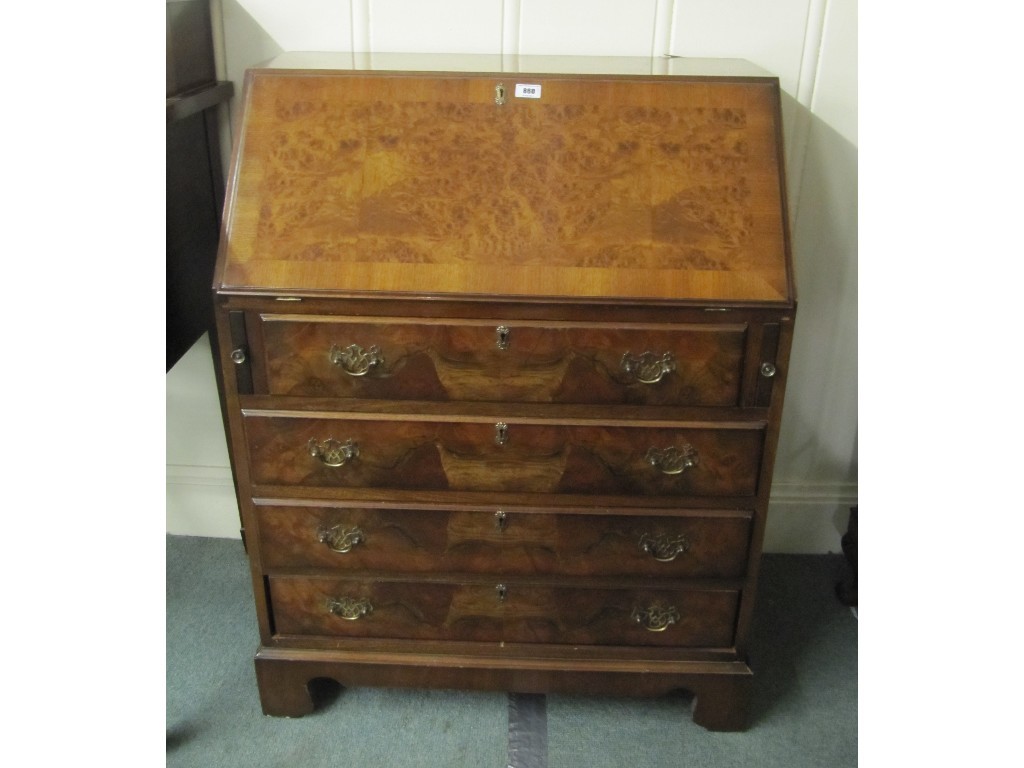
230 347 247 365
760 362 777 378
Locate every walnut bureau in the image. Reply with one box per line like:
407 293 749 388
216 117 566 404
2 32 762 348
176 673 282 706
212 54 795 732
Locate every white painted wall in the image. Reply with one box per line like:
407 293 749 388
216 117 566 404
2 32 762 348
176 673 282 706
168 0 858 552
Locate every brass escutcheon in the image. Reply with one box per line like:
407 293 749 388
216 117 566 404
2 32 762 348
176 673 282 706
496 325 511 350
494 83 506 105
494 422 509 446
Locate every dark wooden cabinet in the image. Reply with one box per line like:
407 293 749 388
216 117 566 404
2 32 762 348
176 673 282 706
166 0 232 370
213 55 795 731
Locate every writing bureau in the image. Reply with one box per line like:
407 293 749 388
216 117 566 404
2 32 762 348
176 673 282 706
212 53 795 731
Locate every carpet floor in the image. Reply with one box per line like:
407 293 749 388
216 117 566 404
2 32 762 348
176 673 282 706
167 535 856 767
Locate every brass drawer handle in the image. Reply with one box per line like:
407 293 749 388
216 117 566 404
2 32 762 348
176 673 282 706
631 603 680 632
329 343 384 376
308 438 359 467
638 533 690 562
317 524 364 553
645 445 698 475
621 351 676 384
327 596 373 621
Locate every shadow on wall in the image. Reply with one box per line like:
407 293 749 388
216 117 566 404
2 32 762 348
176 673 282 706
773 92 858 547
221 0 283 126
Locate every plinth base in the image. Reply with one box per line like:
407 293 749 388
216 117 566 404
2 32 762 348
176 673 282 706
254 647 753 732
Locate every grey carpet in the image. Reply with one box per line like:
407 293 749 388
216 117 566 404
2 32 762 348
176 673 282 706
167 535 856 767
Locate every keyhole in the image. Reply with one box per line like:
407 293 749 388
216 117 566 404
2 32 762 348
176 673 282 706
495 422 509 446
496 325 510 350
496 584 507 602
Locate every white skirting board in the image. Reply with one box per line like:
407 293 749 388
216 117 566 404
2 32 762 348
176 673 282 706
762 483 857 554
166 464 241 539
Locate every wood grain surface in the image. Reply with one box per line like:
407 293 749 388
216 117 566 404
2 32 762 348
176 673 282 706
218 72 790 303
243 414 764 496
213 62 796 732
258 314 745 405
256 503 752 578
269 575 739 648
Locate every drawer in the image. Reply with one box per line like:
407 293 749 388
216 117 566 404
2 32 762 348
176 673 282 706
243 414 764 497
257 504 752 578
258 315 745 406
269 576 739 648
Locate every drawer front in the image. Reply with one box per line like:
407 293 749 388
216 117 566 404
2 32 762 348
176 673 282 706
257 504 752 578
259 316 745 406
244 415 763 497
269 576 738 648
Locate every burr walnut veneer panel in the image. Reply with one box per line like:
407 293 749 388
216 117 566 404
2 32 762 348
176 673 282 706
219 72 791 303
255 503 752 579
242 413 764 496
213 59 795 732
258 315 747 405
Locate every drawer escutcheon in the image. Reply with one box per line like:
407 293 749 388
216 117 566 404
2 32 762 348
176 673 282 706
494 422 509 446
